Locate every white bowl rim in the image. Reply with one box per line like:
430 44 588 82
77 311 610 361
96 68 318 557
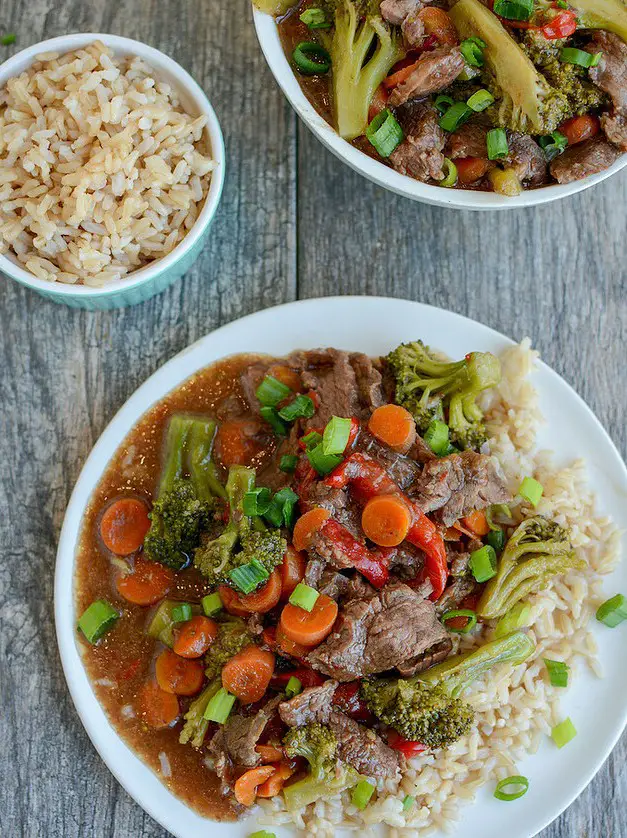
0 32 226 296
252 7 627 211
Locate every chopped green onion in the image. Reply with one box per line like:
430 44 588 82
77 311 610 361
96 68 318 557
264 486 299 528
289 582 320 612
293 41 331 75
77 599 119 644
442 609 478 634
492 0 534 20
487 128 509 160
518 476 543 507
260 406 289 437
280 454 298 473
301 430 323 450
322 416 352 456
285 676 303 698
204 687 236 723
201 592 223 617
351 779 375 810
460 36 487 67
402 794 415 811
307 442 343 476
1 34 16 46
424 419 450 455
300 8 331 28
243 487 272 516
439 102 473 132
486 528 506 553
441 158 458 188
560 47 602 68
171 603 193 623
434 94 455 114
539 130 568 162
279 394 315 422
596 594 627 627
467 89 495 112
544 658 569 688
229 559 270 594
494 601 531 638
469 544 497 583
551 717 577 749
366 109 404 158
494 775 529 801
485 503 511 529
256 375 291 407
556 0 568 6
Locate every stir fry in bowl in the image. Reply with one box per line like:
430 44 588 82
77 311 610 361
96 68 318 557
255 0 627 195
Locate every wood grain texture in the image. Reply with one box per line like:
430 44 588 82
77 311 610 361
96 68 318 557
0 0 625 835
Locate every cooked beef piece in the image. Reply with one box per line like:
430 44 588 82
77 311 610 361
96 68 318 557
446 123 488 159
388 47 464 106
507 133 548 186
402 10 425 49
410 451 510 527
208 729 233 792
319 568 350 600
309 526 368 572
240 361 271 414
279 680 338 727
390 543 425 578
390 102 447 182
356 431 423 489
435 575 478 616
397 636 453 677
258 421 301 492
449 546 472 578
588 32 627 113
408 434 437 464
307 581 450 680
601 111 627 151
247 612 265 636
380 0 421 25
308 482 363 538
305 557 325 588
344 574 379 601
349 352 386 413
550 137 621 183
330 709 400 779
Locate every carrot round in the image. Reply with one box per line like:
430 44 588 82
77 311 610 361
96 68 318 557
100 497 151 556
362 494 412 547
560 114 599 146
280 547 307 600
256 761 295 798
462 509 490 537
292 507 331 552
419 7 459 45
456 157 490 185
280 594 338 647
256 743 284 764
221 645 275 704
368 404 416 453
173 615 219 659
215 419 264 467
275 623 313 659
137 680 179 729
234 765 276 807
117 559 173 606
239 569 282 613
218 584 252 617
155 649 204 696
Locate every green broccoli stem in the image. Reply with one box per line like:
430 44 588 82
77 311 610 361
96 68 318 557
179 678 222 748
158 415 192 497
225 465 256 513
187 419 227 501
417 631 535 699
283 767 360 811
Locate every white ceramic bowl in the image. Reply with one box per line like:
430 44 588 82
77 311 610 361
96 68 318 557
252 8 627 211
0 33 226 309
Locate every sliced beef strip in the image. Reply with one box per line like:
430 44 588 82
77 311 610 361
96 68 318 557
356 430 423 489
506 133 548 186
319 568 350 600
330 709 400 779
388 47 464 107
389 101 447 182
308 481 363 538
349 352 386 413
402 10 425 49
307 582 450 681
409 450 510 527
240 361 271 415
397 636 453 677
408 433 437 464
550 136 621 183
435 575 479 616
446 123 488 159
390 543 425 579
588 32 627 113
300 349 379 427
380 0 421 25
601 111 627 151
279 680 338 727
304 557 325 588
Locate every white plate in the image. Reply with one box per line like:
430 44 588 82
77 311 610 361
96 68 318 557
55 296 627 838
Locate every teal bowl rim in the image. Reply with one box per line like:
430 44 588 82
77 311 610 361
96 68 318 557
0 33 226 299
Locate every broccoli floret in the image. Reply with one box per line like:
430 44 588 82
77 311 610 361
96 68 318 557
204 618 253 681
283 723 339 781
386 341 501 451
179 678 222 748
477 516 585 619
361 632 535 749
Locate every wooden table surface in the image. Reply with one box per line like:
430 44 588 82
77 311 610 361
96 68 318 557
1 1 626 836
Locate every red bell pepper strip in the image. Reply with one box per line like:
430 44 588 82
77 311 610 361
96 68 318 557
540 10 577 38
271 667 326 691
320 517 392 589
332 681 374 723
387 729 427 758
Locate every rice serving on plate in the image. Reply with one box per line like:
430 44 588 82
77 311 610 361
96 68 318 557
0 41 215 286
257 339 622 836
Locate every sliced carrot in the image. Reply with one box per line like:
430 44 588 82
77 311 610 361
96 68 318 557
560 114 600 146
239 569 282 613
214 419 265 467
256 743 284 764
173 615 219 659
462 509 490 537
256 761 296 798
456 157 490 185
117 559 174 606
218 584 252 617
221 645 275 704
100 497 151 556
268 363 302 393
384 58 422 90
368 404 416 453
234 765 275 807
155 649 204 696
137 680 179 729
361 494 412 547
280 594 338 647
419 7 459 45
292 507 331 552
275 623 313 659
280 547 307 601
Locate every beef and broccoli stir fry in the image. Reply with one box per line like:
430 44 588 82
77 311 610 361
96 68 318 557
257 0 627 194
76 344 586 818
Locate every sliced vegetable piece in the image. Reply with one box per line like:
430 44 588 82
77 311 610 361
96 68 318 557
352 779 376 810
293 42 331 75
544 658 569 687
171 603 193 623
229 559 270 594
77 599 119 643
221 645 275 704
202 592 223 617
285 676 303 698
293 507 331 552
518 476 543 506
173 615 219 659
256 375 292 407
138 680 180 729
204 686 236 723
551 717 577 748
494 601 531 638
235 766 278 807
469 544 498 583
239 569 282 613
596 594 627 627
280 546 307 600
441 158 459 187
361 494 412 547
494 775 529 801
257 761 296 798
368 404 416 452
155 649 204 696
442 608 478 633
100 497 151 556
462 509 490 537
280 454 298 473
278 394 316 422
117 558 174 606
280 594 338 646
289 582 320 612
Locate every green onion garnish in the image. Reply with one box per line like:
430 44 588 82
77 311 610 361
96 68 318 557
301 430 323 450
551 717 577 749
439 102 473 133
596 594 627 627
322 416 352 456
351 779 375 810
264 486 299 528
77 599 119 644
539 130 568 161
493 0 534 20
486 528 506 553
204 687 236 723
366 109 404 158
256 375 291 407
518 477 543 507
293 41 332 75
260 406 289 437
1 33 16 45
201 592 222 617
467 89 494 112
279 394 316 422
285 676 303 698
243 487 272 516
300 8 331 28
560 47 602 68
556 0 568 6
442 609 478 634
289 582 320 612
402 794 415 811
229 559 270 594
307 442 343 476
487 128 509 160
544 658 569 688
424 419 450 455
494 775 529 801
469 544 497 583
494 601 531 638
460 36 487 67
280 454 298 473
171 603 193 623
441 158 458 188
434 94 455 114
